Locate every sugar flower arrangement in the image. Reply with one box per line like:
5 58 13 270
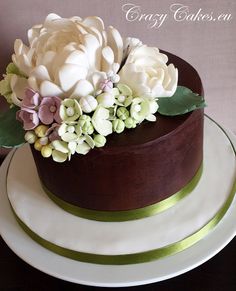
0 14 205 162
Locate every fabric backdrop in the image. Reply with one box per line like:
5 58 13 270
0 0 235 133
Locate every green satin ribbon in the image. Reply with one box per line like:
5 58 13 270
42 164 203 222
11 170 236 264
8 116 236 264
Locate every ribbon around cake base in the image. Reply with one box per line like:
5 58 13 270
10 172 236 264
41 165 203 222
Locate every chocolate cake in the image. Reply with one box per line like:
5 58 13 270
31 51 204 212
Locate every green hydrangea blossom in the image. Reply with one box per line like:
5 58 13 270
60 99 82 123
92 106 112 136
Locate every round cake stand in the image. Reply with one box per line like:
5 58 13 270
0 116 236 288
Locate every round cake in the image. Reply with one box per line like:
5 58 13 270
31 51 204 212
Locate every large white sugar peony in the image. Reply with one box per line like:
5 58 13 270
11 14 124 105
119 45 178 99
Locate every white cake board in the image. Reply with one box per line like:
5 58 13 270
0 116 236 287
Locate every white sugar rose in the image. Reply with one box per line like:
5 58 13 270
119 45 178 99
11 14 124 105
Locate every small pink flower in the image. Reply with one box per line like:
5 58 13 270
22 88 41 109
38 96 61 125
100 79 113 92
16 108 39 130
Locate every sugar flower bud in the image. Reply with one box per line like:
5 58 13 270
117 107 129 120
79 95 98 113
24 131 37 144
125 117 137 129
34 139 43 151
39 136 49 146
41 145 52 158
113 119 125 133
34 125 49 137
100 79 113 92
94 134 106 147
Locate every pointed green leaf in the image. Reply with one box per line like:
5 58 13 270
0 106 25 147
157 86 206 116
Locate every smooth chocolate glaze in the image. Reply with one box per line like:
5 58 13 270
31 52 204 211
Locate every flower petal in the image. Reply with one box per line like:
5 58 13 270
58 64 87 92
40 80 64 97
82 16 104 31
107 26 123 64
70 79 94 98
31 65 51 81
52 150 68 163
101 46 114 72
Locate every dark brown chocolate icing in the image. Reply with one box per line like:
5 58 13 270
31 52 204 211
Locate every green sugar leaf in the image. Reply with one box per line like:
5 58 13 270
0 106 25 147
157 86 206 116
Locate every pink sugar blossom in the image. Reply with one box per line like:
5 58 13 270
100 79 113 92
16 108 39 130
38 96 61 125
22 88 41 109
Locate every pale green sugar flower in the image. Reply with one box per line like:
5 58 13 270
58 123 82 155
130 98 158 123
94 134 106 147
75 136 92 155
114 84 133 107
78 115 94 135
92 106 112 136
113 119 125 133
117 107 129 120
58 123 82 142
130 98 150 123
125 117 137 129
60 98 82 122
51 140 70 163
